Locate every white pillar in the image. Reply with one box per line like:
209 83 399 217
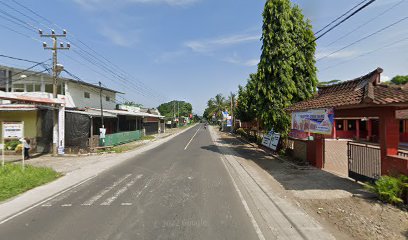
58 105 65 155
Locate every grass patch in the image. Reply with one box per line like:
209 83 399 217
0 164 61 202
141 135 155 140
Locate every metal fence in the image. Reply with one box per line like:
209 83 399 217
397 149 408 158
348 141 381 182
104 130 143 146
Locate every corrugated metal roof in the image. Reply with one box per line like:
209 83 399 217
66 109 117 118
88 108 164 118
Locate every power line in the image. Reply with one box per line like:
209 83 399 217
3 0 169 103
10 59 51 78
314 0 376 42
320 35 408 72
314 0 370 35
273 0 376 62
0 54 44 64
317 15 408 61
324 0 406 47
0 68 50 87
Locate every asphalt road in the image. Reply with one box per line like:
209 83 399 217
0 124 261 240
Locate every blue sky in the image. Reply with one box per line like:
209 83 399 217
0 0 407 114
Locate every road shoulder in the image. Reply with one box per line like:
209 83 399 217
209 126 336 240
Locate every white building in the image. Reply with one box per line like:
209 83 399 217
0 65 121 109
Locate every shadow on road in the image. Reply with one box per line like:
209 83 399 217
201 136 374 199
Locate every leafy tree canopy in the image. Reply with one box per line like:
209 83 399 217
390 75 408 85
157 101 193 118
255 0 317 135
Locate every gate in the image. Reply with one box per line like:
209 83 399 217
348 141 381 182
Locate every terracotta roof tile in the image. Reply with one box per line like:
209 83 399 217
287 68 408 111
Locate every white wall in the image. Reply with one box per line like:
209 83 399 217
66 82 117 110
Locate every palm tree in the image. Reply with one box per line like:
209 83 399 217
213 94 227 120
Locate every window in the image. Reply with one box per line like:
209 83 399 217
347 120 356 131
84 92 90 98
45 84 53 93
400 120 404 133
106 96 110 102
26 84 34 92
12 84 24 92
34 84 41 92
336 120 344 131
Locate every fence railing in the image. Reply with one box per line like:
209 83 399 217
104 130 143 146
348 141 381 182
397 149 408 158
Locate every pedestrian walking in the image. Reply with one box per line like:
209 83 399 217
19 137 31 160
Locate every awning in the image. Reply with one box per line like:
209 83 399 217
0 91 64 105
0 104 38 111
88 108 164 119
67 109 117 118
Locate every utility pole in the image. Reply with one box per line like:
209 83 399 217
173 101 175 128
177 101 180 128
230 93 234 132
99 81 104 128
40 29 70 156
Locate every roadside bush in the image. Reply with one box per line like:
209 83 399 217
365 175 408 205
5 140 20 151
236 128 246 136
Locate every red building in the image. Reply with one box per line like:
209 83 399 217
288 68 408 180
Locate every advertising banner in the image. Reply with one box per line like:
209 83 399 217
291 108 334 135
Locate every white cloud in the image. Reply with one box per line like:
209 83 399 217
185 33 260 53
74 0 199 9
98 25 139 47
223 53 259 67
381 75 390 82
154 50 186 63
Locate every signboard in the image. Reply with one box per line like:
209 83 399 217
270 133 281 151
291 108 334 135
226 119 232 127
222 111 229 120
262 130 274 147
261 129 281 151
2 122 23 139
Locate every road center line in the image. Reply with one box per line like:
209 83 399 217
184 126 201 150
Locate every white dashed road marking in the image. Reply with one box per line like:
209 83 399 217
82 174 132 206
100 174 143 206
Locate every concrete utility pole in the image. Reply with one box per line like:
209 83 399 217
40 29 70 156
99 81 104 128
173 101 175 128
230 93 234 132
177 101 180 128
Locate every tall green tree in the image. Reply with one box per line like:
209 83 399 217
256 0 317 134
236 74 258 122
